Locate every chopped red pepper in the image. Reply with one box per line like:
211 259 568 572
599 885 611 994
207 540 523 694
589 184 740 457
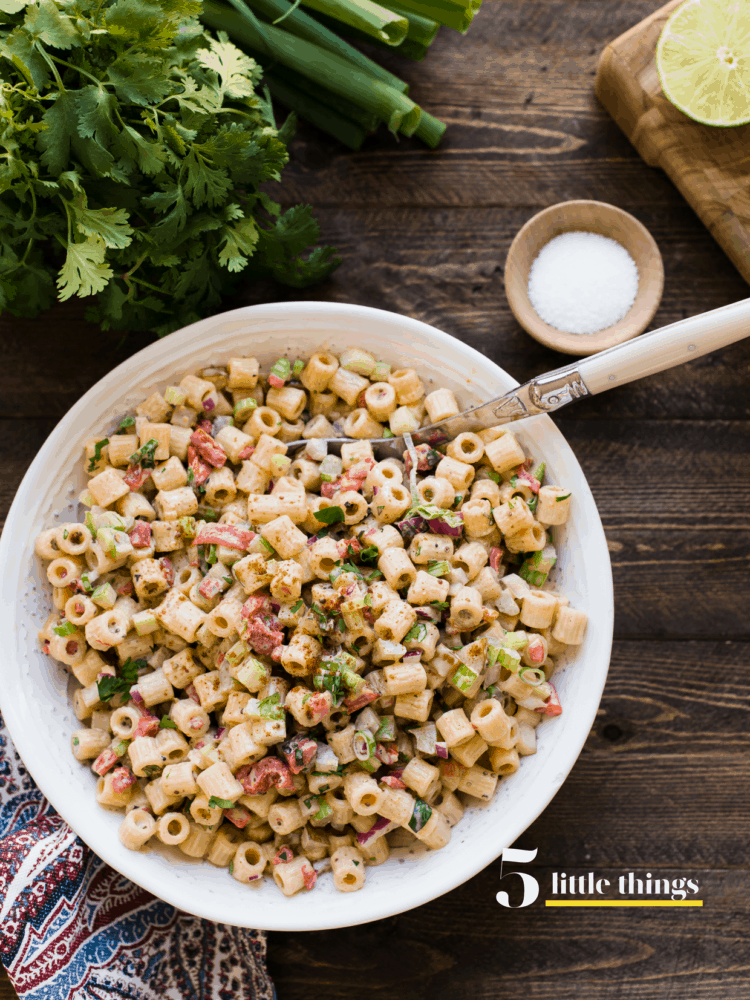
301 861 317 891
123 464 151 491
132 714 160 738
513 462 541 494
195 524 255 551
241 614 284 656
343 686 378 713
272 845 294 865
224 805 251 829
187 446 212 486
237 757 295 794
111 766 137 794
241 595 271 619
380 775 406 790
129 521 152 549
198 576 224 601
160 557 174 587
536 683 562 716
92 749 119 776
190 428 227 468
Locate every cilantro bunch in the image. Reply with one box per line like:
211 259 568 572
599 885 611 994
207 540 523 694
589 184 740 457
0 0 339 335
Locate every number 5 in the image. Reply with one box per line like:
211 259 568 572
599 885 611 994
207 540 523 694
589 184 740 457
496 847 539 908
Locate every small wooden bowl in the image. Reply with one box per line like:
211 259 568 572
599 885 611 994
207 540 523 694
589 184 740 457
504 200 664 356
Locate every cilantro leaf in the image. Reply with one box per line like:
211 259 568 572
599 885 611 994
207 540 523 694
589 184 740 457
57 234 112 301
208 795 235 809
314 506 345 525
0 0 338 336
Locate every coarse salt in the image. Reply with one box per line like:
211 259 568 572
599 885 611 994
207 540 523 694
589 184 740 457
527 231 639 335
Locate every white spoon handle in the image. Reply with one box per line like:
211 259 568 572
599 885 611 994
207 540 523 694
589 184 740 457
578 296 750 394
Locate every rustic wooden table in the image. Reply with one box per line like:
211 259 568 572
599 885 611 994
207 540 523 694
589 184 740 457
2 1 749 997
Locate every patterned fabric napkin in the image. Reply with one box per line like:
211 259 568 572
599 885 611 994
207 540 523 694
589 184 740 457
0 711 275 1000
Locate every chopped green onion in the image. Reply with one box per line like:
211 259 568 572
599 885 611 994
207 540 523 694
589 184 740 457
270 453 292 476
450 663 478 693
292 359 305 379
354 729 376 760
339 347 376 376
518 666 546 687
313 797 333 822
259 692 285 721
486 470 501 483
519 543 557 588
319 454 342 483
234 397 258 421
502 631 529 651
427 560 450 577
132 610 158 636
178 516 197 539
382 428 395 438
495 646 522 673
206 544 218 565
260 537 277 555
534 462 546 484
371 360 391 382
165 386 187 406
269 357 291 385
375 715 396 741
226 640 251 669
235 657 270 691
92 583 116 609
79 570 98 593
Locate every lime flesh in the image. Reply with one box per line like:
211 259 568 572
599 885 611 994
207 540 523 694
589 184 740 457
656 0 750 126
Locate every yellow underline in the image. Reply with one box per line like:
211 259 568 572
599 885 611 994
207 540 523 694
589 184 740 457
545 900 703 907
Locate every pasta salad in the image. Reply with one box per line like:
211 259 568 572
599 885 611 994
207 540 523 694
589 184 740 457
35 347 587 895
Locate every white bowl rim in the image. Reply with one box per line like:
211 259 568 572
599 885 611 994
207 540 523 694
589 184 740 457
0 300 614 931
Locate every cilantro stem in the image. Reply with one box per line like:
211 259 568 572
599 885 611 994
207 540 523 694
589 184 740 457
129 275 166 294
49 55 104 87
37 45 65 91
121 254 147 282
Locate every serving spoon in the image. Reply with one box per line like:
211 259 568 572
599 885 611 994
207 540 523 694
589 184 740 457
287 296 750 460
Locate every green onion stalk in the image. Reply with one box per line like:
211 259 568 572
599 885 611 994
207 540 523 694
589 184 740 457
380 0 476 31
202 0 422 133
223 0 409 90
298 0 410 46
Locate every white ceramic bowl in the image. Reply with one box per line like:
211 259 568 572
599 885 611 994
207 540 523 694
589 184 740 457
0 302 613 931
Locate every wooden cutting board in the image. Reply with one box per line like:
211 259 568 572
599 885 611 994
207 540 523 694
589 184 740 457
595 0 750 286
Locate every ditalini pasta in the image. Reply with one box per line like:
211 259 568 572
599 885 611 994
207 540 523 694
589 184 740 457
36 348 587 895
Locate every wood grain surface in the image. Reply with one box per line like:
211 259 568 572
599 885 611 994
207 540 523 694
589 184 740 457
1 1 749 998
596 0 750 286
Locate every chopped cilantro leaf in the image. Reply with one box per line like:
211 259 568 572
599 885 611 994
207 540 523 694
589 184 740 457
87 438 109 473
314 506 345 525
208 796 235 809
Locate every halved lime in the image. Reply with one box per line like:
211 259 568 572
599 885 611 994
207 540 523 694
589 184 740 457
656 0 750 127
